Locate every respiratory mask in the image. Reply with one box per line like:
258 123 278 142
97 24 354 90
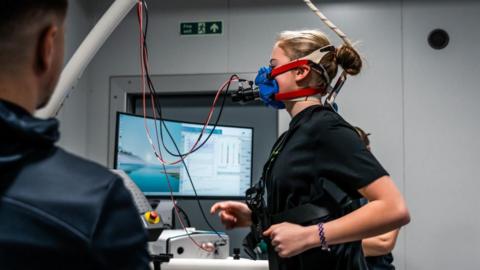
231 45 343 110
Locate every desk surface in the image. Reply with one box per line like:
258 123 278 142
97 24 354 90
157 257 268 270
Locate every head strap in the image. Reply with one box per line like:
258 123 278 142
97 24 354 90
269 45 335 82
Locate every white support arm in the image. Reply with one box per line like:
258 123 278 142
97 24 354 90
35 0 138 118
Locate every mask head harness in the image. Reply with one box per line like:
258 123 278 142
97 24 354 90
252 44 345 110
269 45 334 82
269 45 335 102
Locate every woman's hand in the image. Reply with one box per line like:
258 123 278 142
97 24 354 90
263 222 317 258
210 201 252 229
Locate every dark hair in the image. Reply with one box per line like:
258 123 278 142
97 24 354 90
354 126 370 147
0 0 68 67
0 0 68 39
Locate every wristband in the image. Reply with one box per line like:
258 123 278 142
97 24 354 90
317 223 330 251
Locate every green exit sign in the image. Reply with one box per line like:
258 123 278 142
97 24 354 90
180 21 223 36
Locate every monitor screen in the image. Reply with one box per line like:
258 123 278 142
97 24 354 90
114 112 253 198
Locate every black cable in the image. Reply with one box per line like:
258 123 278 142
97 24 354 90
143 17 233 157
141 2 234 157
140 0 235 158
139 0 228 243
148 75 233 242
158 76 234 157
177 205 192 228
147 68 233 243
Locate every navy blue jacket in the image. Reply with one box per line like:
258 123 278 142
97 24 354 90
0 100 150 270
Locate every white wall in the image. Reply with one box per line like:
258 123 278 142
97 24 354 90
57 0 480 269
403 1 480 269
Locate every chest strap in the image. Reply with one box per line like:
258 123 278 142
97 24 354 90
270 203 330 225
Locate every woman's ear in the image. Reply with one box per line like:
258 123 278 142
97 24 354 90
295 65 311 82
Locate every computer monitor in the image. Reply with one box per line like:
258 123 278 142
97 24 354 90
114 112 253 199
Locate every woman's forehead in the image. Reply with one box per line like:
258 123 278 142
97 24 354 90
270 45 289 64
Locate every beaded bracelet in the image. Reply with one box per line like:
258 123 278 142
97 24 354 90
317 223 330 251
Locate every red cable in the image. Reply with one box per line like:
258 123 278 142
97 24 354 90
137 1 217 253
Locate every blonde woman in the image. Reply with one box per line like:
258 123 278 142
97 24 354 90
212 30 409 270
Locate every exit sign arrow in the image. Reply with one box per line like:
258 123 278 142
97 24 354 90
210 23 220 33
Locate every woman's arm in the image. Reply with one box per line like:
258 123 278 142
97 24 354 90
312 175 409 247
362 229 400 257
264 176 409 258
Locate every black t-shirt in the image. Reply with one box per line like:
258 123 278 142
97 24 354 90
265 105 388 270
